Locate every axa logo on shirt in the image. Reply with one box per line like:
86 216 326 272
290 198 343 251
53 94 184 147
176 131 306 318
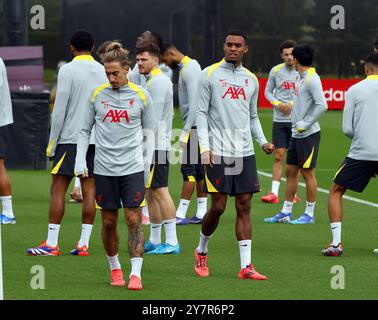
222 86 246 100
280 81 295 90
102 109 130 123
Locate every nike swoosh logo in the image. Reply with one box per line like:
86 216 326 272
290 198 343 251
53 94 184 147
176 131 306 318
240 244 248 247
331 227 338 230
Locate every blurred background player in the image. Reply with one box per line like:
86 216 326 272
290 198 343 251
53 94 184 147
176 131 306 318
129 31 172 86
48 60 83 203
161 43 207 225
27 31 108 256
261 40 300 204
0 56 15 225
136 44 180 255
75 42 155 289
67 40 122 205
264 44 327 224
322 52 378 256
195 30 274 280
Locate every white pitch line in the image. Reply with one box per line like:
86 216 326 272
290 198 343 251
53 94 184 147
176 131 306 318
257 170 378 208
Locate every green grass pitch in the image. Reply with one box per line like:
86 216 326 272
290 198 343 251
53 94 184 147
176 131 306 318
2 109 378 300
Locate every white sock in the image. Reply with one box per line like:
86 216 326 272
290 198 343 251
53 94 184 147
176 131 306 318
281 201 293 214
197 231 212 254
149 223 162 244
0 196 14 218
163 219 178 246
271 180 280 196
78 224 93 248
107 254 121 271
305 201 316 217
176 199 190 218
239 240 252 269
142 206 149 217
331 222 342 246
130 257 143 278
46 224 60 247
196 197 208 219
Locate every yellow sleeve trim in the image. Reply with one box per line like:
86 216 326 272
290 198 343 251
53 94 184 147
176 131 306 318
128 82 147 107
180 56 192 79
207 59 224 78
367 75 378 80
306 67 317 83
91 82 110 103
46 139 56 157
271 101 281 106
242 67 258 82
273 63 285 73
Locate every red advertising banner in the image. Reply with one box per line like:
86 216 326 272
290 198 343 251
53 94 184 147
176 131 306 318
258 78 362 110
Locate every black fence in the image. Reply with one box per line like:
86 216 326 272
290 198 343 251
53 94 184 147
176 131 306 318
3 91 50 169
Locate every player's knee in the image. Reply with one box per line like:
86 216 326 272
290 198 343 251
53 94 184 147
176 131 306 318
301 168 315 180
329 183 345 195
102 218 117 231
126 212 140 228
235 199 251 213
209 205 225 217
274 149 285 162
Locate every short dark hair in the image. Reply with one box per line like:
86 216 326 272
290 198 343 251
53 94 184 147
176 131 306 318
280 39 296 53
225 29 247 44
365 51 378 69
135 43 160 57
292 44 314 67
374 35 378 50
161 43 175 55
70 30 94 52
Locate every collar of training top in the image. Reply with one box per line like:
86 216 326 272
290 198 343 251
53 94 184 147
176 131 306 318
73 55 95 62
179 56 191 69
221 58 243 71
300 67 316 80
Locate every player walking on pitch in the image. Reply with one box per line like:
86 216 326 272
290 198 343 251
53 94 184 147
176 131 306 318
264 44 327 224
261 40 300 204
75 42 155 289
136 44 181 255
322 52 378 256
160 43 208 225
